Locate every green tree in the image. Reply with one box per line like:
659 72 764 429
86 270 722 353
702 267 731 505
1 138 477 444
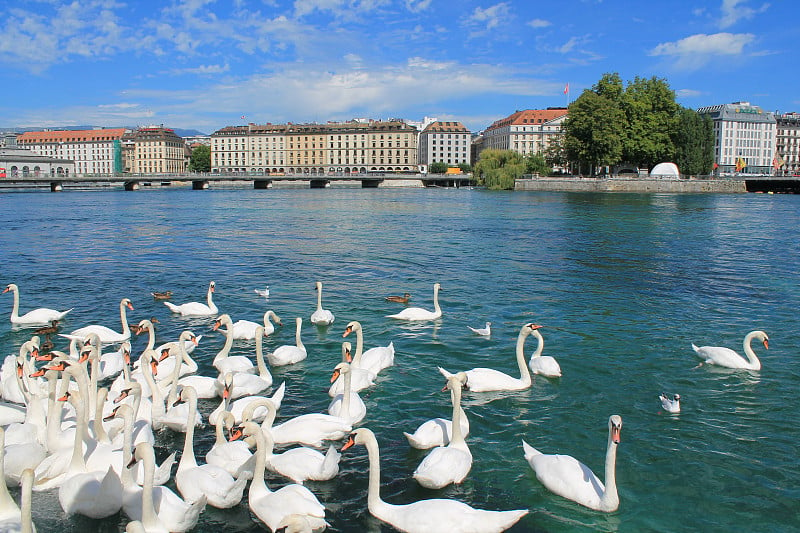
473 149 526 189
188 144 211 173
673 107 715 176
543 136 568 173
525 153 551 176
458 162 472 173
563 90 625 175
428 161 448 174
621 76 679 168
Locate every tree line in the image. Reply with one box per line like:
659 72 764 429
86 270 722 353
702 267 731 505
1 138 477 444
475 73 716 189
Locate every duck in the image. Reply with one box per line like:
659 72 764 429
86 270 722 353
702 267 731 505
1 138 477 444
691 330 768 370
163 281 218 317
467 321 491 336
174 386 248 508
212 315 256 375
342 427 528 533
327 362 366 425
33 319 61 336
404 376 470 450
310 281 335 326
127 441 206 532
386 283 441 321
232 310 282 340
527 324 561 378
385 292 411 304
328 341 375 397
234 421 328 532
268 317 307 366
129 317 158 335
3 283 73 327
523 415 622 512
61 297 134 345
151 291 173 300
659 393 681 414
412 373 471 489
342 321 394 375
439 322 538 392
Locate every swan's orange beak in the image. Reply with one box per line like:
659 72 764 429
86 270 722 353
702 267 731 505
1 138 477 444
123 350 131 366
35 351 53 361
345 347 352 363
331 369 341 383
114 389 130 403
29 368 46 378
611 424 621 444
1 287 10 294
126 302 134 311
78 350 90 363
103 407 119 422
212 321 221 331
343 326 352 338
530 324 543 330
150 359 159 377
159 349 170 362
47 361 67 372
229 428 243 442
763 339 769 350
341 434 356 451
57 392 70 402
191 336 199 346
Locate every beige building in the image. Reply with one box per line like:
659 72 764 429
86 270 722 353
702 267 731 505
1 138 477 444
480 108 568 157
17 128 127 175
418 121 471 168
129 126 186 175
775 112 800 176
210 119 419 175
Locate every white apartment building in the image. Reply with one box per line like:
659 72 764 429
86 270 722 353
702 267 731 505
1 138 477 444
17 128 127 175
481 108 568 157
418 121 471 168
697 101 777 175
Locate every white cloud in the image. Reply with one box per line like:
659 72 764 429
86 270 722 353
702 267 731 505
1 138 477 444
650 32 755 70
406 0 433 12
171 64 231 75
676 88 703 98
719 0 769 29
463 3 513 38
527 18 551 29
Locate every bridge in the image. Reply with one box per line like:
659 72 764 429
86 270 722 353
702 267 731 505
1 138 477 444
0 171 475 192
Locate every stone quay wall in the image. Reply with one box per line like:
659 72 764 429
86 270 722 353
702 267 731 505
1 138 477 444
515 177 747 193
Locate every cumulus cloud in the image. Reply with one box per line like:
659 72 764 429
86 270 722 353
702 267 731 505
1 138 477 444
650 32 755 70
463 2 513 38
527 18 551 29
719 0 769 29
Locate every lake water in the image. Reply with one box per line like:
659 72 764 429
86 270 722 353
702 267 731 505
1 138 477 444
1 187 798 532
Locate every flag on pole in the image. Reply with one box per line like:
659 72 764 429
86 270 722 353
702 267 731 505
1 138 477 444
563 83 569 95
735 157 746 172
241 115 246 121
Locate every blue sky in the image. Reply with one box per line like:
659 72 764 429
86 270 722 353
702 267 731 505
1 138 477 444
1 0 795 134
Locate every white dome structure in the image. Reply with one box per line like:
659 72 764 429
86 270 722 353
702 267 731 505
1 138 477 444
650 162 680 178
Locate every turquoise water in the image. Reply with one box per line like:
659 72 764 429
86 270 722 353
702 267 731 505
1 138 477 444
1 188 798 532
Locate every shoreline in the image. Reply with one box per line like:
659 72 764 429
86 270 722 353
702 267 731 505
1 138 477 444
515 176 748 193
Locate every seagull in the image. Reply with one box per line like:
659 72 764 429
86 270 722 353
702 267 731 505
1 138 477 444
255 286 270 299
659 393 681 414
467 322 491 336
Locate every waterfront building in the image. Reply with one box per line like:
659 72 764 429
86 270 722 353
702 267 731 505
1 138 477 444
210 119 419 175
774 112 800 176
17 128 127 175
418 121 472 170
697 101 777 176
479 108 568 158
0 134 75 179
129 125 187 175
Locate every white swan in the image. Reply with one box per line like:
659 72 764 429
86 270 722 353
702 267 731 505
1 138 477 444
439 323 538 392
404 375 470 449
229 419 340 485
3 283 72 327
108 402 173 487
209 375 285 426
58 464 123 518
237 421 328 532
659 393 681 414
205 411 255 480
268 317 307 366
164 280 218 317
343 427 528 533
174 386 248 508
222 326 273 399
328 342 375 397
386 282 442 321
127 441 206 532
244 397 351 448
523 414 622 512
527 325 561 378
412 373 471 489
327 362 366 425
467 321 491 336
61 297 134 345
691 330 768 370
212 315 255 375
0 458 36 533
310 281 335 326
342 321 394 375
232 310 282 339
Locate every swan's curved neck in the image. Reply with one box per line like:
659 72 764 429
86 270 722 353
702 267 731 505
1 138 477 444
214 321 234 362
515 328 533 385
743 332 763 370
93 387 111 443
255 332 269 377
67 394 88 473
294 319 304 349
250 427 272 495
20 470 33 533
139 447 158 529
0 431 18 513
118 300 131 337
431 285 441 314
206 285 216 311
178 391 198 470
316 284 324 311
8 286 20 321
601 434 619 510
363 434 388 516
449 382 465 446
341 368 352 415
166 343 187 406
351 325 364 364
530 330 544 359
141 353 164 422
119 410 134 487
143 324 155 352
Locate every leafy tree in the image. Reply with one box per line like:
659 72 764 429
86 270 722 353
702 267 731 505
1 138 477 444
474 149 526 189
525 153 551 176
673 107 715 176
188 144 211 173
563 90 625 175
428 161 448 174
458 162 472 173
621 76 679 168
543 136 568 173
